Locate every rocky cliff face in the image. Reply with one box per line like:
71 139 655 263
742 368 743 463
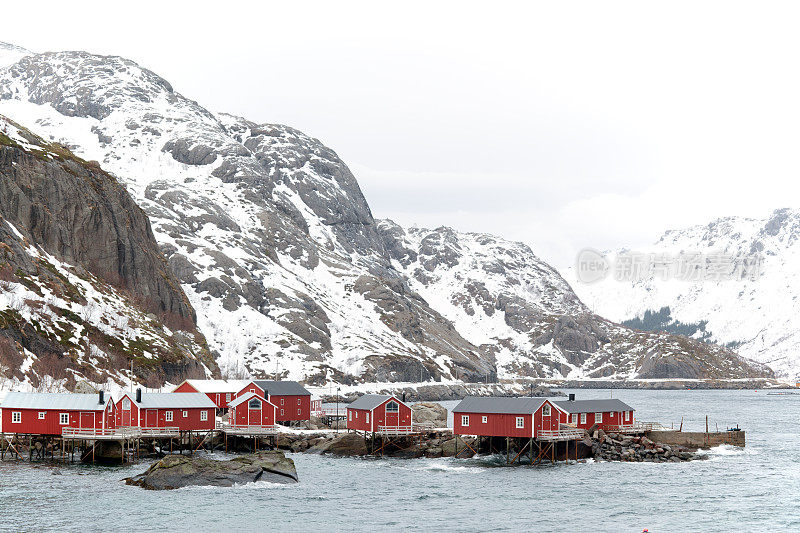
0 43 771 385
0 116 215 389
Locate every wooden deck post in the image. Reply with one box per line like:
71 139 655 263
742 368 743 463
506 437 510 464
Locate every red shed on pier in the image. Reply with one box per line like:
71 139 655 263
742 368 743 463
452 397 561 439
553 397 634 430
346 394 412 434
115 390 216 432
0 392 115 435
227 392 277 427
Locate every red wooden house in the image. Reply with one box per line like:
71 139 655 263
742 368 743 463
553 397 634 430
0 392 115 435
452 397 560 439
173 379 249 410
227 392 277 427
115 389 217 431
237 380 312 422
346 394 412 434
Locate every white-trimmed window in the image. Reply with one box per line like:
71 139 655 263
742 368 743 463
595 412 603 423
182 410 188 418
516 417 524 428
297 398 301 405
355 411 359 419
12 412 21 423
366 413 369 423
461 415 469 426
122 398 131 410
165 411 173 422
248 398 261 409
280 409 284 416
280 398 284 406
542 404 551 416
580 413 586 424
59 413 69 425
297 409 301 415
200 410 208 421
38 412 46 419
571 413 578 425
348 411 352 421
482 416 487 423
625 411 631 422
386 401 399 413
226 393 232 402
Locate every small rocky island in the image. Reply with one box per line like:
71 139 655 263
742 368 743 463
126 452 298 490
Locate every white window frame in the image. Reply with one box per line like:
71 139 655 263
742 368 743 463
122 398 131 410
280 409 284 416
59 413 69 425
366 412 370 423
355 411 359 419
595 412 603 423
165 411 173 422
226 393 232 402
625 411 631 422
385 401 399 413
571 413 578 425
200 410 208 421
38 412 46 420
182 410 188 418
580 413 586 425
461 415 469 426
297 398 301 405
516 417 524 428
348 411 352 421
280 398 284 406
482 415 487 423
542 404 551 416
12 412 21 423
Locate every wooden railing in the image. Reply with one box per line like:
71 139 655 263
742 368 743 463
376 425 414 435
537 428 586 441
221 424 278 435
320 408 347 417
61 426 180 439
604 421 666 433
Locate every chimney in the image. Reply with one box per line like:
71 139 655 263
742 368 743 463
568 393 575 402
136 388 142 403
98 390 105 404
402 392 406 403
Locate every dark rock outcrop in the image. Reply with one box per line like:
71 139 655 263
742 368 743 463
126 452 298 489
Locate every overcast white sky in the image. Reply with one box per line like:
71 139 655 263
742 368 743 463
4 1 800 267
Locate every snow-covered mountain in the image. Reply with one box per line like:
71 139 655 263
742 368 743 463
566 209 800 378
0 115 215 391
0 43 771 385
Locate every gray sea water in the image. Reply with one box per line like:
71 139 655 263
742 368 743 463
1 389 798 532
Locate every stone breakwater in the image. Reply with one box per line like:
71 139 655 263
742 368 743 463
590 429 704 463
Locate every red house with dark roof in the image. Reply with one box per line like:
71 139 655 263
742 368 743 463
228 392 277 427
235 380 312 422
0 392 115 435
346 394 412 434
553 397 635 430
452 397 561 439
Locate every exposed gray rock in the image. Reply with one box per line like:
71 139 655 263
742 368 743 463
126 452 298 489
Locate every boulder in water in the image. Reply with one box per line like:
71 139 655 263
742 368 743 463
125 452 298 490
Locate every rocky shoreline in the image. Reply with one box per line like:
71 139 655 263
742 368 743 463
322 379 789 403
